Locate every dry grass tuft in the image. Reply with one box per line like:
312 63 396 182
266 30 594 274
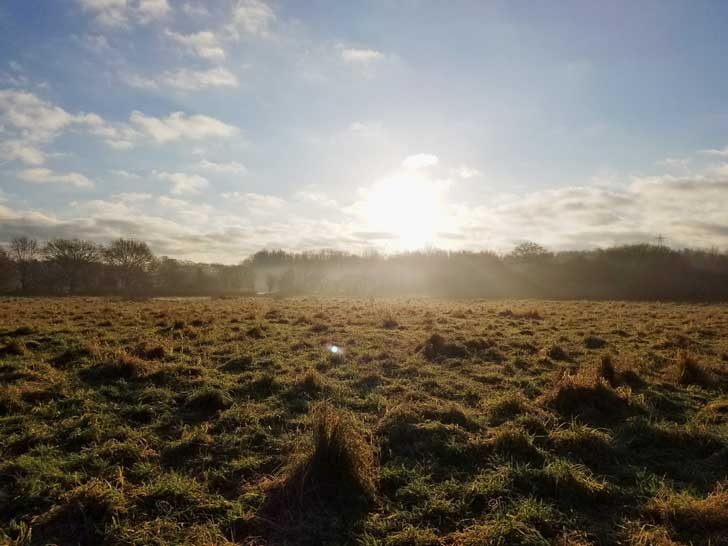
79 351 150 382
540 368 640 424
266 402 376 517
422 333 469 360
0 340 27 356
674 351 715 387
30 480 126 546
645 484 728 542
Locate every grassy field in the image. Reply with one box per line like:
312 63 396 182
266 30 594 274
1 297 728 545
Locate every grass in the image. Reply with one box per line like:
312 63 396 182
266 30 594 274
0 296 727 545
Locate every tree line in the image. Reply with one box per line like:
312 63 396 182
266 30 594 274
1 237 728 300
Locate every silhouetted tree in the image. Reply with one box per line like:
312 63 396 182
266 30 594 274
508 241 552 263
104 239 156 294
44 239 101 294
10 236 39 293
0 247 15 292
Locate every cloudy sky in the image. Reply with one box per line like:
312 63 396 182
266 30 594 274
1 1 728 262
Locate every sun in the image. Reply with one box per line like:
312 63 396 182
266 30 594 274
362 172 445 250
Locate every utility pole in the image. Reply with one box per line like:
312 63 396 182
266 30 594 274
655 234 667 247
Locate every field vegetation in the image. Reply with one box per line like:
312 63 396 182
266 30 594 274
1 297 728 545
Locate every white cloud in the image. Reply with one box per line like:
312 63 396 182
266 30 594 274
157 171 209 194
77 0 170 27
137 0 171 22
221 191 286 212
232 0 276 37
1 140 45 165
197 159 247 174
341 48 384 63
113 192 152 202
165 30 225 61
130 111 239 143
109 169 140 179
348 121 383 134
456 165 481 179
125 66 238 91
0 89 92 142
402 153 439 170
17 168 94 188
182 3 210 16
701 146 728 158
161 66 238 90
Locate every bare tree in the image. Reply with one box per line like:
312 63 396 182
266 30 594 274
44 239 100 294
508 241 552 263
10 237 39 293
0 247 16 291
104 239 156 294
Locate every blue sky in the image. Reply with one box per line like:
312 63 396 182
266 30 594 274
1 0 728 262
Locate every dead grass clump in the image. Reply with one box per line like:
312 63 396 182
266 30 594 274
30 480 126 546
421 333 469 360
219 355 253 373
483 391 533 425
594 354 643 388
449 520 548 546
0 385 23 415
10 326 35 336
584 335 607 349
0 340 27 356
490 424 544 464
548 423 614 468
382 316 399 329
696 398 728 424
645 484 728 541
623 522 679 546
674 352 715 388
546 345 570 361
79 352 150 382
53 342 101 367
498 308 543 320
265 402 376 519
133 341 168 361
184 387 232 416
540 370 639 424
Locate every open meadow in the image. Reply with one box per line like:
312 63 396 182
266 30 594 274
2 297 728 546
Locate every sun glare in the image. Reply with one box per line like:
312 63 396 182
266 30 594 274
363 173 445 250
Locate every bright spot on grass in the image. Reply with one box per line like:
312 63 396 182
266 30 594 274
330 345 339 354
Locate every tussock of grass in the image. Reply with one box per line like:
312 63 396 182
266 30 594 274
295 368 326 396
79 351 150 382
584 335 607 349
449 519 549 546
645 484 728 542
548 422 614 468
382 316 399 329
219 354 253 373
489 424 544 464
183 387 231 416
53 342 100 367
265 402 376 519
540 369 640 424
30 480 126 546
545 345 570 361
498 308 543 320
483 391 534 425
0 339 27 356
422 333 469 360
674 351 715 387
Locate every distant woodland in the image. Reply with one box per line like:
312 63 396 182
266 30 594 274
1 237 728 300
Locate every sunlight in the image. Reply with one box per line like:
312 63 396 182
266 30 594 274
362 172 445 250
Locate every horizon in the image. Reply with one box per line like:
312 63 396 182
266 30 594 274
2 1 728 263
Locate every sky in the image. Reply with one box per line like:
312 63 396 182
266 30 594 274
1 0 728 263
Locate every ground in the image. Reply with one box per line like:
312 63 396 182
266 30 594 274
1 297 728 546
